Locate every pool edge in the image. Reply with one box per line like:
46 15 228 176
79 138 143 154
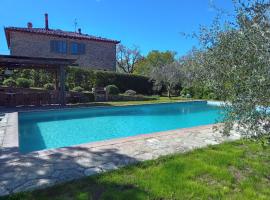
2 112 19 151
3 100 223 157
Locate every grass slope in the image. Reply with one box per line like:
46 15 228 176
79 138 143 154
4 140 270 200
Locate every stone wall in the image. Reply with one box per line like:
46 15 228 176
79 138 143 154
9 31 116 71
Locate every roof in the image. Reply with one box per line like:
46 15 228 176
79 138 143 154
4 27 120 48
0 54 76 68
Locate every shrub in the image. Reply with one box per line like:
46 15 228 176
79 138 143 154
72 86 84 92
106 85 120 95
94 70 154 95
180 86 218 99
124 89 136 96
66 67 95 91
82 92 95 102
16 78 33 88
66 67 154 95
180 87 192 98
44 83 55 90
3 78 17 87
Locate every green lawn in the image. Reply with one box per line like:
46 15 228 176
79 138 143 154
5 140 270 200
68 96 193 107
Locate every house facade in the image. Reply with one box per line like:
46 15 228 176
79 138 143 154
4 14 120 71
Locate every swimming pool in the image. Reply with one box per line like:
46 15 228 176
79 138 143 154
19 101 223 153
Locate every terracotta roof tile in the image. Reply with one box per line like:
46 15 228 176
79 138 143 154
5 27 120 47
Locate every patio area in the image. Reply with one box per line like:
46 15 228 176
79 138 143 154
0 55 76 107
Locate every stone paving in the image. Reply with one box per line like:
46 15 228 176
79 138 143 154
0 122 240 197
0 114 7 147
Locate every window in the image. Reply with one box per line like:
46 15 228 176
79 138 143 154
50 40 67 54
71 42 86 55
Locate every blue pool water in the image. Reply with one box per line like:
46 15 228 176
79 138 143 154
19 101 223 153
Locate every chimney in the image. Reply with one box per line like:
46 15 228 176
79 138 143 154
27 22 33 28
45 13 49 30
78 28 81 34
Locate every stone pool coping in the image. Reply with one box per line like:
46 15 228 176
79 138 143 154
2 112 18 149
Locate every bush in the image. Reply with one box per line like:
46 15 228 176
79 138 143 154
16 78 33 88
180 87 192 98
94 70 154 95
66 67 95 91
82 92 95 102
3 78 17 87
44 83 55 90
72 86 84 92
65 67 154 95
106 85 120 95
124 89 137 96
180 86 219 100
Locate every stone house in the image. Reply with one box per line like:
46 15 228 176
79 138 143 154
4 14 120 71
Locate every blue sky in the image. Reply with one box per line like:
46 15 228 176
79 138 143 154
0 0 234 56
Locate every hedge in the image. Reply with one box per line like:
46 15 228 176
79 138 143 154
94 70 154 95
2 67 155 95
106 85 120 95
67 67 154 95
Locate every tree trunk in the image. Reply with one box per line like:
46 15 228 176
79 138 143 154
167 86 171 98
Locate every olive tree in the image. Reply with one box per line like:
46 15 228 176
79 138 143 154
150 61 181 98
182 0 270 144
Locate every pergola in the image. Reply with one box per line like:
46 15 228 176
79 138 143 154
0 55 76 106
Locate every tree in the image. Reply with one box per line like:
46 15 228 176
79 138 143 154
150 61 181 98
116 44 142 73
134 50 176 76
183 0 270 143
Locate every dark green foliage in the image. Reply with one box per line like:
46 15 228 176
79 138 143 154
180 86 218 100
72 86 84 92
68 92 95 104
94 70 154 95
106 85 120 95
1 67 154 95
3 78 17 87
82 92 95 102
66 67 95 91
180 87 193 98
44 83 55 90
16 78 33 88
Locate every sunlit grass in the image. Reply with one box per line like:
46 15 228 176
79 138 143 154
67 96 194 107
4 140 270 200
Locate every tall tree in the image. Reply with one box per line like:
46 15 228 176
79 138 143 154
116 44 142 73
134 50 176 76
150 61 181 98
182 0 270 143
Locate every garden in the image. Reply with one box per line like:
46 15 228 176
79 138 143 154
1 0 270 199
